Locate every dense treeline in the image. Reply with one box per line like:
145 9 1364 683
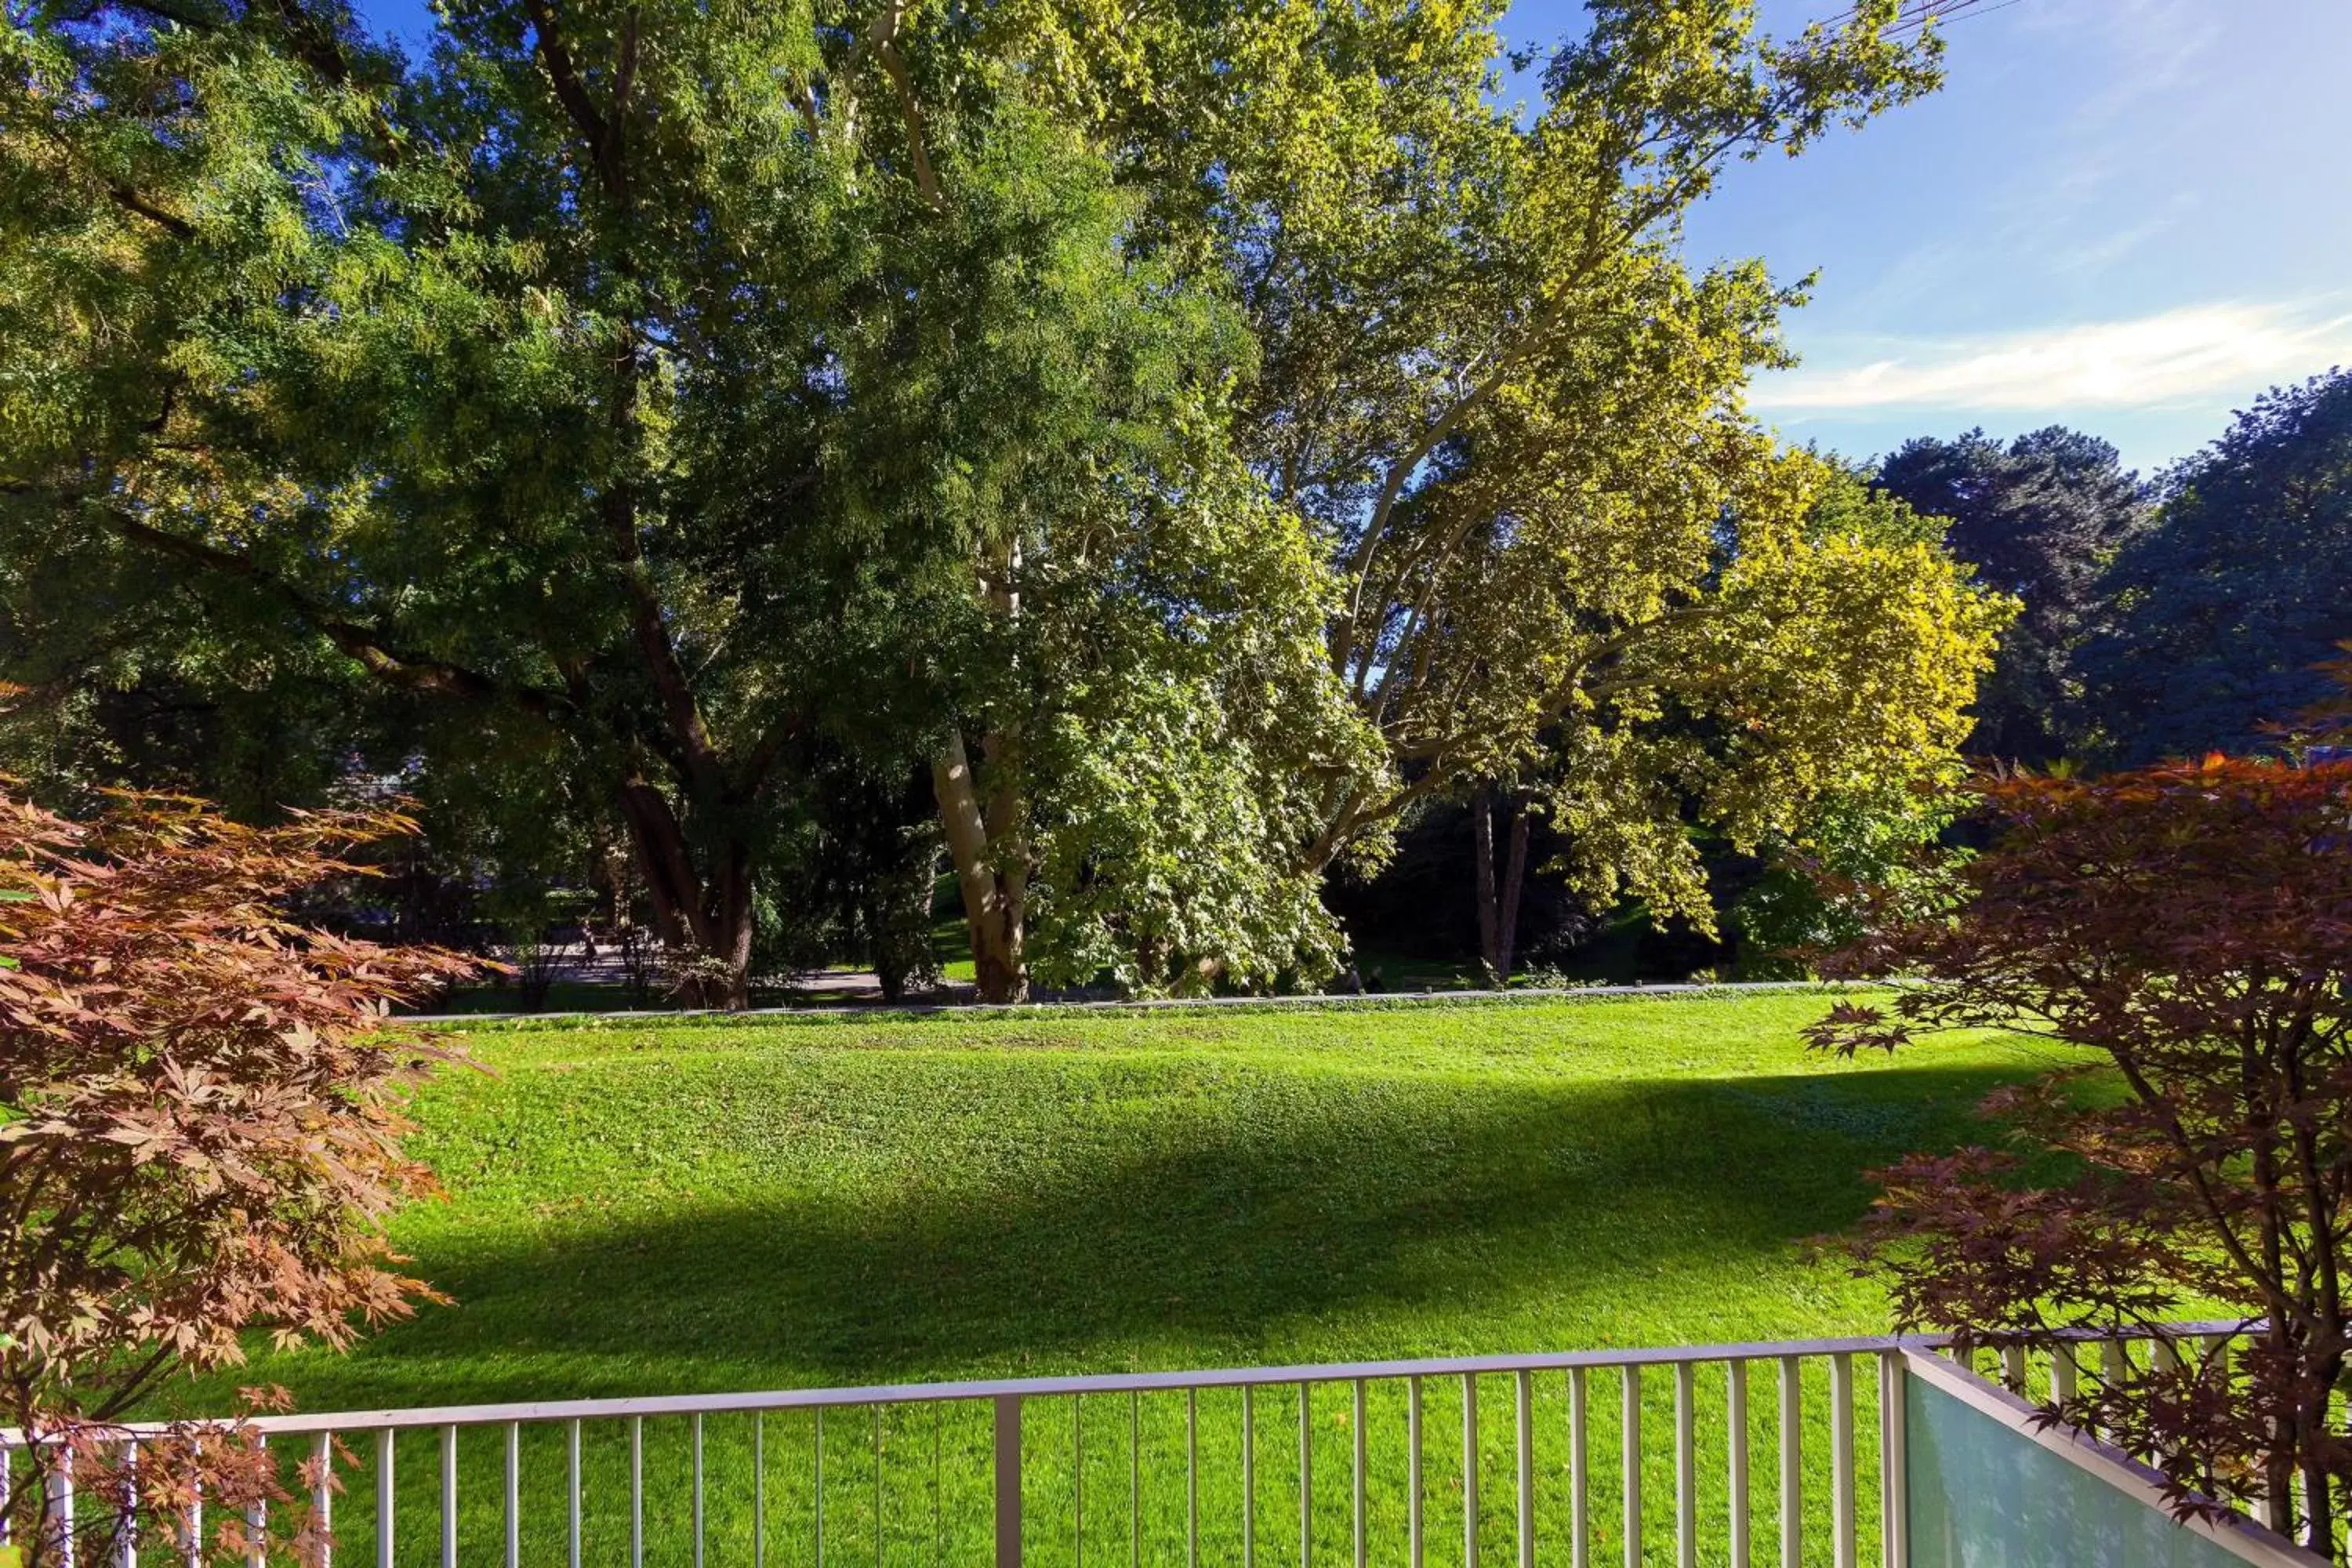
0 0 2012 1003
1878 371 2352 773
1373 369 2352 980
4 0 2332 1004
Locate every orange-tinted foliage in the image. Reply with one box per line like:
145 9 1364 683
0 791 474 1563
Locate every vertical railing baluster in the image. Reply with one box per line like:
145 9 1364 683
1568 1369 1589 1568
1243 1386 1256 1568
1878 1351 1907 1568
118 1439 137 1568
873 1407 884 1568
2053 1342 2078 1411
439 1425 457 1568
1674 1364 1695 1568
757 1414 768 1568
1131 1393 1142 1568
1186 1391 1199 1568
504 1423 521 1568
247 1436 267 1568
1999 1346 2027 1396
568 1420 582 1568
1620 1366 1640 1568
630 1416 644 1568
375 1429 394 1568
1777 1358 1801 1568
1351 1381 1367 1568
818 1409 828 1568
1299 1383 1312 1568
1831 1354 1856 1568
2100 1338 2129 1459
53 1440 74 1568
1728 1361 1750 1568
2201 1333 2230 1427
1076 1397 1085 1568
935 1405 945 1568
183 1448 199 1568
695 1411 708 1568
313 1432 333 1568
1461 1375 1479 1568
1407 1377 1424 1568
1514 1370 1534 1568
994 1397 1021 1568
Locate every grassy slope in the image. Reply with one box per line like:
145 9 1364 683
154 991 2077 1567
176 991 2065 1415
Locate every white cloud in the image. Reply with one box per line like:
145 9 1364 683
1756 302 2352 414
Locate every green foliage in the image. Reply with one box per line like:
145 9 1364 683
1093 0 2001 933
0 0 2002 1000
0 0 1381 1000
1729 778 1962 975
1874 426 2149 766
2077 370 2352 764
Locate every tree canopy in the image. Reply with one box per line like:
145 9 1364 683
0 0 2005 1001
2076 370 2352 764
1111 0 2005 945
1873 426 2147 766
1812 753 2352 1552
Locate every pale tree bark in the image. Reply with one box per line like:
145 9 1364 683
933 731 1029 1002
931 524 1034 1003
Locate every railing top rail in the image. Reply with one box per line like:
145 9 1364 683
11 1320 2256 1444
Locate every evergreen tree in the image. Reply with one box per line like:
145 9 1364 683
2077 371 2352 764
1875 426 2147 764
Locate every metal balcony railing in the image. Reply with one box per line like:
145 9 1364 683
0 1323 2262 1568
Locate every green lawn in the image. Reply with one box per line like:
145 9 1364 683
162 990 2070 1566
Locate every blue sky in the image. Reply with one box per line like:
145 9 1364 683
1497 0 2352 477
359 0 2350 478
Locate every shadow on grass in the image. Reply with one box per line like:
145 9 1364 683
205 1058 2050 1413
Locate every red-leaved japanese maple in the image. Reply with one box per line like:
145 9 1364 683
1808 753 2352 1555
0 792 474 1563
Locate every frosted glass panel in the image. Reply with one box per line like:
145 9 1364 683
1906 1370 2288 1568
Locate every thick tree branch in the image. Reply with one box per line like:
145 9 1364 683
521 0 631 205
874 38 943 209
89 506 572 720
833 0 944 209
103 181 197 239
264 0 353 85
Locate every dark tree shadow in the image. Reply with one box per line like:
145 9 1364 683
218 1058 2048 1413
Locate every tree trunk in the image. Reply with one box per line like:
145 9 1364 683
1472 789 1533 985
1472 787 1499 984
1497 796 1530 982
616 779 755 1009
933 731 1028 1004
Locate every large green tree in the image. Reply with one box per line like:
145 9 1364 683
1874 426 2147 765
0 0 1373 1004
1 0 2005 1007
2077 370 2352 764
1076 0 2006 939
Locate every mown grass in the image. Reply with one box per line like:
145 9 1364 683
161 990 2068 1566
